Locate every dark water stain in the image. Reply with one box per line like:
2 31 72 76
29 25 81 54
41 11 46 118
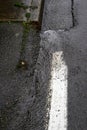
0 0 29 21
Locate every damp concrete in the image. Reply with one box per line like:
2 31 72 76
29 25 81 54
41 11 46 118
0 0 87 130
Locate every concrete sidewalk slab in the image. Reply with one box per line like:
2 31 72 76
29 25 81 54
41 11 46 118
0 0 43 23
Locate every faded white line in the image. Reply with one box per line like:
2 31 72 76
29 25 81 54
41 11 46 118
48 51 68 130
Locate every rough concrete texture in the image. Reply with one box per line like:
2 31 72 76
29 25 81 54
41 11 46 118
0 0 43 22
0 0 87 130
0 23 44 130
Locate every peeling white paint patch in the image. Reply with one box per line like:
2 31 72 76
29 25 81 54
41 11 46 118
48 51 68 130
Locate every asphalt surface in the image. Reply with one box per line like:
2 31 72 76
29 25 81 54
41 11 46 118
0 0 87 130
42 0 87 130
0 23 43 130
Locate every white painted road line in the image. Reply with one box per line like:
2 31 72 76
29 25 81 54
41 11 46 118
48 53 68 129
38 30 68 130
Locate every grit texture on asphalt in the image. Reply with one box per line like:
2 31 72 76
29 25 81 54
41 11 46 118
42 0 87 130
0 0 87 130
0 23 45 130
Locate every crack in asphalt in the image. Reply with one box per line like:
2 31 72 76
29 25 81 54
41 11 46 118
71 0 75 27
71 0 77 27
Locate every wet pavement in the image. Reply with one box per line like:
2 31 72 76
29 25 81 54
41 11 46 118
0 23 44 130
0 0 87 130
0 0 30 21
0 0 43 22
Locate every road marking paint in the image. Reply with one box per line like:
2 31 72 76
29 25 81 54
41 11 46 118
48 51 68 130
